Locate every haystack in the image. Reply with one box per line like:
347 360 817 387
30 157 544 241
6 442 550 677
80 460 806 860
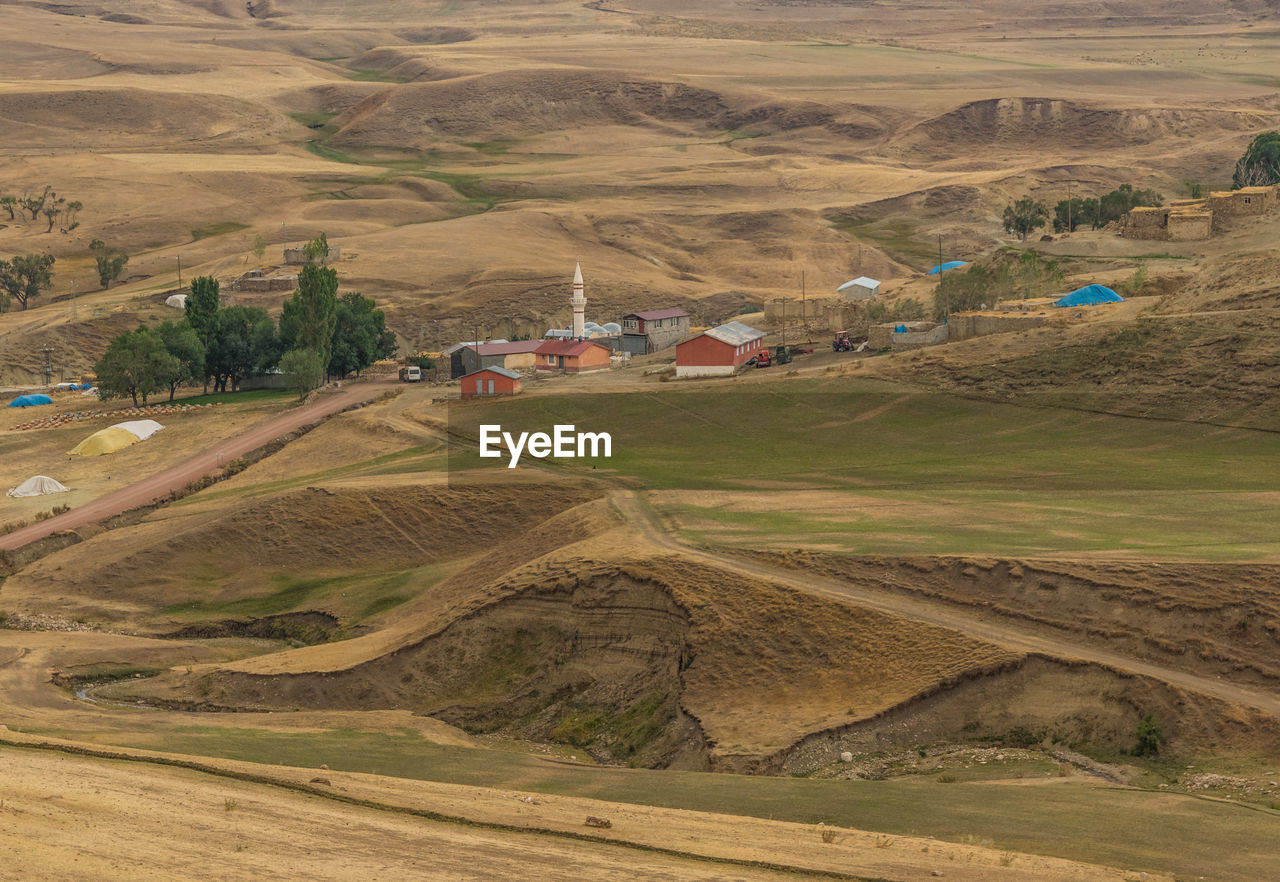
6 476 69 498
69 426 142 457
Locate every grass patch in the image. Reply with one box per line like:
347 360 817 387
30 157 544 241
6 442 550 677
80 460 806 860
189 221 250 242
830 216 938 269
450 380 1280 558
173 388 296 407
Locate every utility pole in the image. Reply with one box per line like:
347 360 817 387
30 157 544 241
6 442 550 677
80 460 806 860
1067 180 1073 234
800 269 806 334
40 345 53 386
177 254 182 288
938 235 943 272
773 297 788 346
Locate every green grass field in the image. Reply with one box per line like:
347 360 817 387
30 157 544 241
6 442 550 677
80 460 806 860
33 723 1274 881
448 379 1280 559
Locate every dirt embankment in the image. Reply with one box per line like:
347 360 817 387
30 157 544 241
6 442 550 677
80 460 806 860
1 484 598 627
108 552 1273 771
751 552 1280 688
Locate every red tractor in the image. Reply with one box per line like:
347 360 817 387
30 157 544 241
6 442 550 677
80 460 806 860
754 349 773 368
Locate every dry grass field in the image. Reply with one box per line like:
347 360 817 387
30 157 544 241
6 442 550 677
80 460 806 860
3 1 1280 878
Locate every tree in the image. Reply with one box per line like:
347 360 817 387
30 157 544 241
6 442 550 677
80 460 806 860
207 305 279 392
62 200 82 232
280 347 325 400
184 276 221 391
89 239 129 289
252 233 267 262
1232 130 1280 189
0 253 55 311
42 195 65 233
932 263 993 320
21 186 49 222
1133 713 1163 757
280 264 338 374
1002 197 1049 241
156 321 206 401
1099 184 1162 226
94 327 180 406
328 292 396 377
301 232 331 265
0 196 16 221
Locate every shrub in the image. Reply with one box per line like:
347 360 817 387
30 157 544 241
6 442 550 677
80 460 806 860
1134 713 1163 756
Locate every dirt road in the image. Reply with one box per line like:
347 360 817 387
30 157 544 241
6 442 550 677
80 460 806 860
611 490 1280 718
0 381 395 552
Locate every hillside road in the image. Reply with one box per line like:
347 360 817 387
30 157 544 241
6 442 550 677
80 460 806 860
0 380 395 552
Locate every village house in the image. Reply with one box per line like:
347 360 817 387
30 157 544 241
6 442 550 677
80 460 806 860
675 321 766 377
620 308 691 355
460 366 523 400
457 340 544 377
836 276 881 300
445 339 509 379
534 339 612 373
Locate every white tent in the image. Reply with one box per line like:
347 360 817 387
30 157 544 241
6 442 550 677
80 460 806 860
6 475 70 498
165 294 188 308
112 419 165 440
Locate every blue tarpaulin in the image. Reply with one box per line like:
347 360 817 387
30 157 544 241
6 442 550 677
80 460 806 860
8 394 53 407
1054 284 1124 308
928 261 968 275
893 324 908 332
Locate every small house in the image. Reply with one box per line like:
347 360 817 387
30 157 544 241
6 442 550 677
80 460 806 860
836 277 880 301
620 308 691 355
460 366 522 400
459 340 544 376
675 321 766 377
534 339 612 373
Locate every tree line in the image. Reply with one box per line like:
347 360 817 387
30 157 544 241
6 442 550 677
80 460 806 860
0 185 82 234
94 267 396 405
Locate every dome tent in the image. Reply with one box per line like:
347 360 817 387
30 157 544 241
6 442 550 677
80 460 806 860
69 426 143 457
165 293 188 308
8 394 53 407
6 475 69 498
1054 284 1124 308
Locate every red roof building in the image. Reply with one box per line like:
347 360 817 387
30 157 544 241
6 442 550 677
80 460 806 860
533 339 612 373
675 321 766 377
460 366 523 400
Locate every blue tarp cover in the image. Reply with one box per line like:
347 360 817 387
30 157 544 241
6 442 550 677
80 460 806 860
8 394 53 407
1054 284 1124 308
893 324 909 332
928 261 968 275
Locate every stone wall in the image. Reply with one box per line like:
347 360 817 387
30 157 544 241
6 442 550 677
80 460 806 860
948 312 1046 341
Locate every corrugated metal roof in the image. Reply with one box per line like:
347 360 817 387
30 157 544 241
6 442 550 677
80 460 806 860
625 308 690 321
543 329 574 339
443 339 507 356
475 340 543 356
702 321 764 346
464 366 522 380
838 276 880 291
535 339 610 357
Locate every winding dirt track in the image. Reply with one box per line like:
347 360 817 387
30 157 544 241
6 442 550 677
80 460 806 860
611 490 1280 718
0 381 395 552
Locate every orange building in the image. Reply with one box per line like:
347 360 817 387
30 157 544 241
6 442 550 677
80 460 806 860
533 339 612 373
460 366 523 400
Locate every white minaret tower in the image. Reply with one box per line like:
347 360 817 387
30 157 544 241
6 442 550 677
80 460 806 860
571 261 586 339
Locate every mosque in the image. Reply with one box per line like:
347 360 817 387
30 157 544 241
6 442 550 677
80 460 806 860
544 263 621 341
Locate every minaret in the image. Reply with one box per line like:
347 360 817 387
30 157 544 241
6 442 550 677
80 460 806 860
571 261 586 339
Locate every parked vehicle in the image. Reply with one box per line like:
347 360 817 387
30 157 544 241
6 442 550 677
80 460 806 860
399 365 423 383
